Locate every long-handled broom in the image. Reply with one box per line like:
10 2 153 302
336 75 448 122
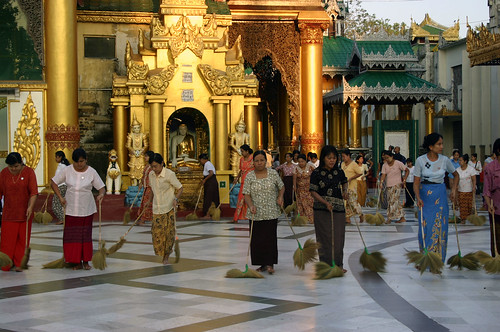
314 210 344 279
447 203 480 270
466 192 486 226
211 183 236 221
282 208 317 270
173 204 180 263
365 184 384 225
34 194 50 224
20 214 32 269
226 215 264 278
343 193 386 273
92 200 107 270
43 207 69 268
291 191 308 226
123 188 141 225
405 206 444 275
474 213 500 273
186 186 203 221
403 186 420 219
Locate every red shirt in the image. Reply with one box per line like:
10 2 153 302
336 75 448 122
0 166 38 222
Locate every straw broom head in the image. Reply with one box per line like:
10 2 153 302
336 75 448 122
226 265 264 278
359 249 387 273
211 207 221 221
122 210 131 225
466 214 486 226
208 202 216 217
293 248 305 270
364 214 376 224
301 238 318 264
33 212 43 223
107 237 126 255
314 261 344 279
20 247 31 269
474 250 493 264
0 252 13 269
484 256 500 274
43 256 67 269
375 213 385 225
91 241 107 270
185 212 198 220
42 212 53 225
447 252 480 270
174 237 180 263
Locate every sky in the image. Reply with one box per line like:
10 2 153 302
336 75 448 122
360 0 490 38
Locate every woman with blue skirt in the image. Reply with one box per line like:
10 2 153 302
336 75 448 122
413 133 459 262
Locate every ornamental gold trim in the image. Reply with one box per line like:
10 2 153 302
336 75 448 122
45 124 80 150
14 93 41 169
298 22 329 44
198 64 231 96
77 11 153 24
467 24 500 67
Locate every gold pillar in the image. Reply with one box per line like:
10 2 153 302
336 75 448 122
424 100 436 135
244 99 260 152
341 104 349 147
398 104 413 120
327 107 335 146
44 0 79 182
213 97 230 171
332 105 342 147
277 82 293 162
111 100 130 172
374 105 383 120
257 121 264 149
349 99 362 148
298 19 329 155
146 97 165 155
267 122 275 150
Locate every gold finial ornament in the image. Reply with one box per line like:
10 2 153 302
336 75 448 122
14 93 41 169
131 113 141 127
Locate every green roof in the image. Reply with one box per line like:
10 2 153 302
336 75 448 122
347 71 439 89
78 0 158 12
356 40 414 56
206 0 230 15
421 25 444 35
323 36 355 67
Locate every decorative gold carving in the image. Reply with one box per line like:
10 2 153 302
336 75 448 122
77 10 153 24
45 124 80 150
14 93 41 169
467 24 500 66
126 41 149 80
0 151 8 158
18 0 43 64
0 97 6 110
300 131 324 154
170 15 204 58
151 17 167 36
201 14 218 37
145 65 178 95
298 22 328 44
198 64 231 95
229 22 301 129
139 29 155 56
161 0 205 5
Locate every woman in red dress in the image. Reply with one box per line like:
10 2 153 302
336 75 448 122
0 152 38 272
233 145 254 223
293 154 314 223
137 151 154 226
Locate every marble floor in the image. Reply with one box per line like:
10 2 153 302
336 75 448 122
1 196 499 332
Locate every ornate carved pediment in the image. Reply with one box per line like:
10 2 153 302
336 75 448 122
361 45 418 68
467 24 500 66
145 65 178 95
14 93 41 169
198 64 231 95
170 15 204 58
126 41 149 80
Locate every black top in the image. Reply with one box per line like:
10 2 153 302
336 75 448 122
309 166 348 211
394 153 406 164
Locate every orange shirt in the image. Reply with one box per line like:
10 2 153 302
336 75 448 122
0 166 38 222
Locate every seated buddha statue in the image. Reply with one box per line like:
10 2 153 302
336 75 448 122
170 124 198 167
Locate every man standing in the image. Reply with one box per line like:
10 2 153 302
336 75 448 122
393 146 407 164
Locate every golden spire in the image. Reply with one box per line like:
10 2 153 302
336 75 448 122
131 113 141 127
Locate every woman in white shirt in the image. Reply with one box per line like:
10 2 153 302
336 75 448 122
199 153 220 219
468 153 482 194
52 151 70 225
51 148 105 270
457 154 476 223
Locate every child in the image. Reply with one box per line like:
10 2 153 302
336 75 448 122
404 158 415 207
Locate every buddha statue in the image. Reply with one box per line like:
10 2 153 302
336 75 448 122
126 115 148 186
229 114 250 176
170 123 197 167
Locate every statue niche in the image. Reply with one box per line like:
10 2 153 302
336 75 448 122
170 123 197 167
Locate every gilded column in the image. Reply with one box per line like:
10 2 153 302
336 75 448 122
146 96 166 155
374 105 383 120
212 97 230 171
327 107 335 146
298 15 329 155
267 121 275 150
332 105 342 147
424 100 435 135
44 0 79 182
398 104 413 120
277 82 293 162
349 99 362 148
244 98 260 152
341 104 349 147
110 100 130 172
257 121 264 150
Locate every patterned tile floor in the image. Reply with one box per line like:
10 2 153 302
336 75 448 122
1 195 499 332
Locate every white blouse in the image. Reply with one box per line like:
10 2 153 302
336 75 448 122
54 163 68 186
52 165 105 217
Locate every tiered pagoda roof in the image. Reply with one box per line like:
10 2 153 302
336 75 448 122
411 13 460 44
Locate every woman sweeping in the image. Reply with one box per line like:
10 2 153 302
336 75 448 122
413 133 459 263
243 150 284 274
456 154 476 223
310 145 348 273
52 151 70 225
293 154 314 223
137 150 155 226
341 149 364 223
51 148 105 270
0 152 38 272
233 145 254 223
199 154 220 219
148 153 183 265
483 138 500 256
380 150 409 224
276 153 296 209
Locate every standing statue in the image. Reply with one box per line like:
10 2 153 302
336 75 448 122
106 149 122 195
127 115 148 186
170 123 197 167
229 113 250 176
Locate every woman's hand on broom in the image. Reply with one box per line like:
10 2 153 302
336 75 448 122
416 198 424 208
488 202 496 216
277 196 284 208
96 193 104 204
249 204 257 215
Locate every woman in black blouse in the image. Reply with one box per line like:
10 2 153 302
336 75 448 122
310 145 348 273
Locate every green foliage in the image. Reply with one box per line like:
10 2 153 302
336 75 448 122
0 0 42 80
